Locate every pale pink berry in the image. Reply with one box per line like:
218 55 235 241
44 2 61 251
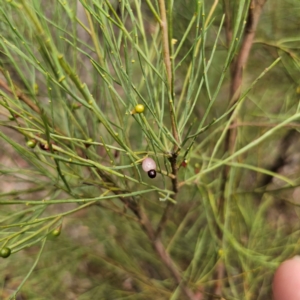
142 157 156 172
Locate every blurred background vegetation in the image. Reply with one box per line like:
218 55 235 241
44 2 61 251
1 0 300 299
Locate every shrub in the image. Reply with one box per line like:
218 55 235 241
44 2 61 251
1 0 300 299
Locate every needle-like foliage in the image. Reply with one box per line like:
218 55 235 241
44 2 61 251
1 0 300 299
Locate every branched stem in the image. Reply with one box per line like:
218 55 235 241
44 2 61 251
98 170 197 299
155 0 179 245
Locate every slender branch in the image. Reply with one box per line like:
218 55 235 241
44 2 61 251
226 0 268 161
152 239 198 299
158 0 179 150
143 212 198 299
214 1 268 297
0 77 41 114
221 0 268 214
97 171 198 299
223 0 234 79
228 121 300 129
155 154 178 239
223 0 232 48
158 0 172 90
123 200 197 299
0 74 65 137
230 0 267 103
155 0 180 241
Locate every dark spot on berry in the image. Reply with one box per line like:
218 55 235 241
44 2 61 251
148 170 156 178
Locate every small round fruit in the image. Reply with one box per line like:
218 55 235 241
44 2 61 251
52 229 61 237
26 139 37 149
0 247 11 258
148 170 156 178
142 157 156 172
135 104 145 113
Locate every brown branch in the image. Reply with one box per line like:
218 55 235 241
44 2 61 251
155 154 178 240
0 77 41 114
214 1 268 297
119 195 198 299
225 0 268 183
152 239 199 299
230 0 267 103
97 170 198 299
223 0 233 49
126 188 199 299
0 72 67 138
221 0 268 213
155 0 180 248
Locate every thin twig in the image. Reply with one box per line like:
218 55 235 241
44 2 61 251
138 205 196 298
153 3 198 298
97 169 197 299
0 74 64 137
158 0 172 90
158 0 179 151
230 0 268 103
155 155 178 239
214 0 268 297
228 121 300 129
0 77 41 114
223 0 233 50
155 0 179 242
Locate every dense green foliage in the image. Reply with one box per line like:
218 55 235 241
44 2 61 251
1 0 300 299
